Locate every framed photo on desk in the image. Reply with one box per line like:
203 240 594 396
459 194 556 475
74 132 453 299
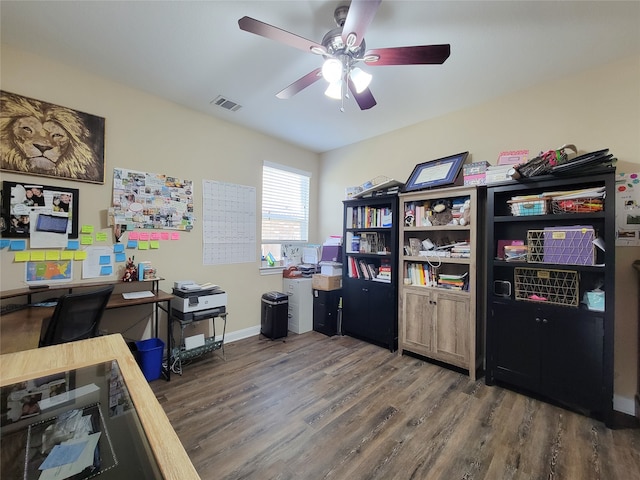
1 180 79 238
403 152 468 192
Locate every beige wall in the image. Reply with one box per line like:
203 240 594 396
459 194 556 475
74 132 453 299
1 43 638 413
319 54 640 413
0 44 321 339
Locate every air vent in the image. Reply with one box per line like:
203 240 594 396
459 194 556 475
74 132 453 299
211 95 242 112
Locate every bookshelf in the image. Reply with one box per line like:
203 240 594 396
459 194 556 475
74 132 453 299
398 185 483 380
342 195 399 351
484 168 615 426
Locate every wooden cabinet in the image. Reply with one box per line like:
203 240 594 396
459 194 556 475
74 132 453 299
491 301 604 410
402 288 470 368
485 168 615 426
342 195 398 351
398 185 483 380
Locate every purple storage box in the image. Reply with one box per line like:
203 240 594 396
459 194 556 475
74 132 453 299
543 226 595 265
321 245 343 263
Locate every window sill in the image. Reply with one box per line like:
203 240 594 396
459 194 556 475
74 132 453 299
259 266 285 276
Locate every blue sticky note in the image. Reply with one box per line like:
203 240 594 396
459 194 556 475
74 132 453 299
67 240 80 250
39 442 86 470
113 244 124 253
115 252 126 262
100 265 113 276
10 240 26 251
99 255 110 265
127 240 138 249
0 239 10 249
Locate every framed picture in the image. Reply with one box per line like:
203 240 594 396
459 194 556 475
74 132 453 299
1 180 79 238
0 91 105 184
403 152 469 192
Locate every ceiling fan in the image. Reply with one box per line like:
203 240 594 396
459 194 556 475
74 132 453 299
238 0 450 111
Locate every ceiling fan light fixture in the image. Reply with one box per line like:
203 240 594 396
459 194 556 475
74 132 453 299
324 80 343 100
350 67 372 93
345 32 357 47
321 58 343 83
310 46 326 55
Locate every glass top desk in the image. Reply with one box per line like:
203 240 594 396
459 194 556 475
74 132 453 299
0 334 199 479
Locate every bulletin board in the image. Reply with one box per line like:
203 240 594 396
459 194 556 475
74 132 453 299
111 168 194 230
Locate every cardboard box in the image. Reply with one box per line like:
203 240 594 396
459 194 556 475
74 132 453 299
312 274 342 291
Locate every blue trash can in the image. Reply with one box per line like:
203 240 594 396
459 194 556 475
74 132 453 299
135 338 164 381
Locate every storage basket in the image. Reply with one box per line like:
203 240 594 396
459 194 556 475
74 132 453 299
508 197 549 216
526 227 596 265
514 267 579 307
551 197 604 214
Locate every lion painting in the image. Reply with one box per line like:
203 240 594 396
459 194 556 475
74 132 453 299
0 91 105 183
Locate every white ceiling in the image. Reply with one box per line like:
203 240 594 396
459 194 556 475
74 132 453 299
2 1 639 153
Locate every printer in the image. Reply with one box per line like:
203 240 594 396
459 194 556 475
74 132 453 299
171 283 227 321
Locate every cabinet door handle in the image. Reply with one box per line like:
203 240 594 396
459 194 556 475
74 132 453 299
535 317 541 323
542 318 548 323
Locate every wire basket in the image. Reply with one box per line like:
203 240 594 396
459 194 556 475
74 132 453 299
508 198 549 216
551 197 604 214
514 267 579 307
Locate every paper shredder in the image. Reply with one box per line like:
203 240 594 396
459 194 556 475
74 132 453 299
261 291 289 340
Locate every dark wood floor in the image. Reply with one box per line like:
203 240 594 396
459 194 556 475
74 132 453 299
151 332 640 480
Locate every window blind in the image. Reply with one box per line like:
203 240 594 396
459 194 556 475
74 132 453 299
262 162 310 243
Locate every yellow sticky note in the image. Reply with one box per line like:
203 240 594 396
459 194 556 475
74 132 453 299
15 252 30 262
81 225 94 234
60 251 74 260
30 251 46 261
74 250 88 260
95 232 108 242
138 241 149 250
45 250 61 260
81 235 94 245
150 240 160 249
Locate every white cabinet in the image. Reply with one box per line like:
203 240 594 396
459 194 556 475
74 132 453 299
283 278 313 334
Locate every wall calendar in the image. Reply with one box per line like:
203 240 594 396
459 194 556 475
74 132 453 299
202 180 256 265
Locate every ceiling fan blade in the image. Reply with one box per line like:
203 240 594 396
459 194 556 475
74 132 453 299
364 44 451 66
342 0 382 48
276 68 323 99
348 80 377 110
239 16 327 55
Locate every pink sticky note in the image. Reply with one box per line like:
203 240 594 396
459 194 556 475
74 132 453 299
128 231 139 240
160 232 170 240
150 232 161 240
139 232 150 241
171 232 180 240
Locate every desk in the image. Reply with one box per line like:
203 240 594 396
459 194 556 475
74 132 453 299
0 334 200 479
1 281 174 378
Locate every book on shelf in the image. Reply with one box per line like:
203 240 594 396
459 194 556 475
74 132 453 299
347 205 394 229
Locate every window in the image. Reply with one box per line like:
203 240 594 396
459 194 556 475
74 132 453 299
261 161 310 262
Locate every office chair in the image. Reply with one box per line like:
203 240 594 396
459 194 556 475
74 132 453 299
38 285 114 347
